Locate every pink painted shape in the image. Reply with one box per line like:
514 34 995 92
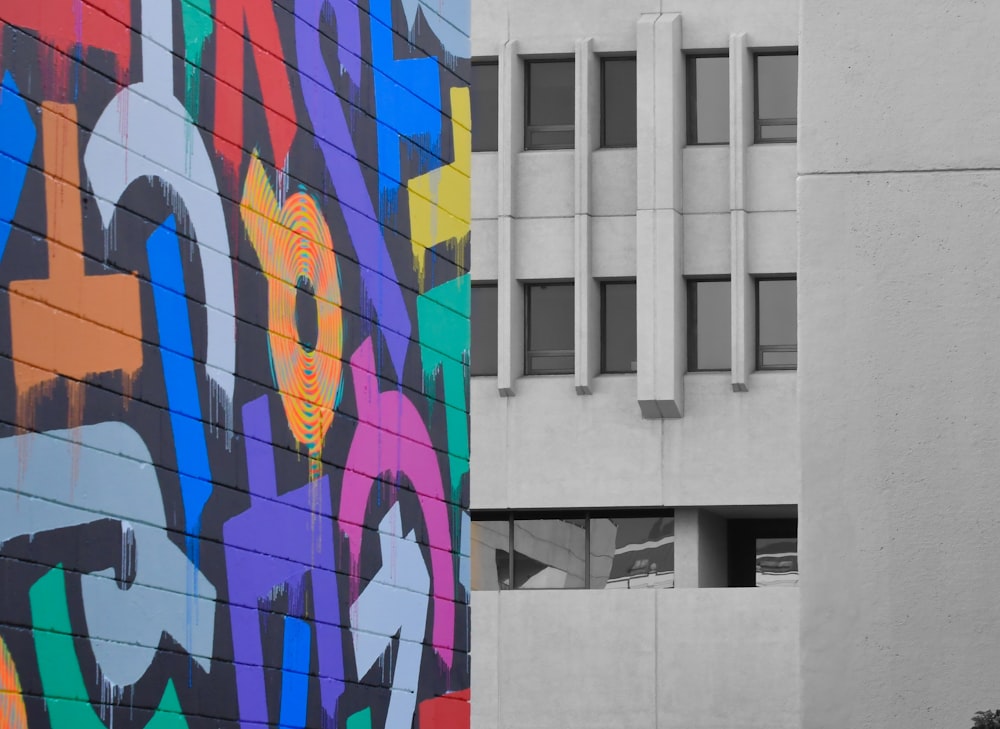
342 338 455 668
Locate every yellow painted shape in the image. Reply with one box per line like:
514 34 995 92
407 86 471 288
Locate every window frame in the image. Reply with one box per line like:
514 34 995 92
600 278 637 374
599 54 637 149
471 57 500 153
753 49 798 144
685 51 730 146
524 57 575 151
472 508 675 590
687 276 732 373
755 275 798 371
524 280 574 376
471 281 498 377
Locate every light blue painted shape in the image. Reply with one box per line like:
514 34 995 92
279 616 312 729
0 71 37 263
400 0 470 57
146 216 213 568
370 0 442 213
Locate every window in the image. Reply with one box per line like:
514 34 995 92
601 280 637 373
726 518 797 587
687 278 731 372
755 537 799 587
756 277 797 370
686 53 729 145
471 282 498 376
601 56 636 148
471 59 498 152
754 51 798 143
524 282 573 375
471 511 675 590
524 59 574 150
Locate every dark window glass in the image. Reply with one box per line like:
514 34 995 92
756 278 797 370
687 54 729 144
525 59 574 150
512 519 586 589
590 515 674 589
471 519 511 590
755 537 798 587
472 60 499 152
755 52 797 143
601 57 637 148
525 282 574 375
471 283 498 376
727 518 797 587
601 280 637 373
688 279 731 371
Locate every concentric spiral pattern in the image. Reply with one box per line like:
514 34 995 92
241 154 343 475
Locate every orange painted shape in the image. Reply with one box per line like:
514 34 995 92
8 103 142 396
240 154 343 469
0 635 28 729
417 689 470 729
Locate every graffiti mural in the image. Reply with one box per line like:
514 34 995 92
0 0 471 727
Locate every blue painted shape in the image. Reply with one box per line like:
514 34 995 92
0 71 37 263
147 216 213 567
370 0 442 213
279 616 312 729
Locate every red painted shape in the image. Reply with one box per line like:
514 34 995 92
2 0 131 88
214 0 297 176
417 689 471 729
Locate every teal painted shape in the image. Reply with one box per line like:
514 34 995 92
417 273 470 503
29 565 189 728
346 708 372 729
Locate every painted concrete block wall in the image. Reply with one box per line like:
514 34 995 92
799 2 1000 727
0 1 470 728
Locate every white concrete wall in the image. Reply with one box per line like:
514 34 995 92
472 589 799 729
799 2 1000 727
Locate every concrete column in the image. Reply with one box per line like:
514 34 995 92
673 508 700 588
675 508 729 588
636 13 685 419
497 40 521 397
574 38 598 395
730 32 754 392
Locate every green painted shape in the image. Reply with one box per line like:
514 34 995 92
346 707 373 729
28 566 188 729
417 274 470 502
180 0 213 123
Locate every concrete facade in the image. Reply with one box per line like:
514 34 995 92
799 2 1000 727
471 1 800 727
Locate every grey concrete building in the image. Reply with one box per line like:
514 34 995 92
470 1 1000 728
469 1 801 728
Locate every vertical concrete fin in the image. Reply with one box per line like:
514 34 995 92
575 37 595 395
637 13 684 418
497 40 520 397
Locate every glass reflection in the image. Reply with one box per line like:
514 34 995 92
512 519 586 589
526 283 574 375
602 281 637 373
590 516 674 589
471 519 510 590
602 57 637 148
472 61 499 152
472 284 498 376
688 55 729 145
755 537 798 587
